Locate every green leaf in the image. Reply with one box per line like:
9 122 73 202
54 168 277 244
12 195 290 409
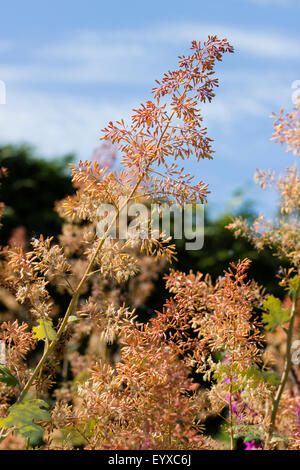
289 275 300 295
234 424 264 442
67 315 80 324
241 365 279 387
258 369 279 386
32 318 57 342
262 295 290 330
0 399 50 438
0 366 19 387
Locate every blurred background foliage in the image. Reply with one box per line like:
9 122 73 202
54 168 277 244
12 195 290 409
0 143 284 316
0 144 286 447
0 144 74 246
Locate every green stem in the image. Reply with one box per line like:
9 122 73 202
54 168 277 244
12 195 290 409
18 189 132 402
229 376 234 450
266 291 298 448
17 110 176 403
16 51 208 403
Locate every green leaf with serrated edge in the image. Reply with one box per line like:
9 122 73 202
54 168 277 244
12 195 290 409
32 318 57 342
0 366 19 387
289 275 300 295
262 295 290 330
0 399 50 438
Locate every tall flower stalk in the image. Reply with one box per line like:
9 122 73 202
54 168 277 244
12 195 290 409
7 38 234 405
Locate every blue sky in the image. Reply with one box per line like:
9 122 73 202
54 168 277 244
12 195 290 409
0 0 299 216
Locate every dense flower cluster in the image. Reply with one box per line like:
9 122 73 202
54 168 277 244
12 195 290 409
0 40 299 451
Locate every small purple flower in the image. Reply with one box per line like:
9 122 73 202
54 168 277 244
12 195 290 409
244 440 263 450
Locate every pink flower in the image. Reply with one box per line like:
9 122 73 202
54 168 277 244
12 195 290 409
244 440 263 450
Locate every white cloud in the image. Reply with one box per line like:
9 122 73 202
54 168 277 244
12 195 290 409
0 68 290 163
42 32 145 61
153 23 300 60
0 22 297 91
0 30 151 86
46 23 300 61
0 21 297 163
0 90 131 159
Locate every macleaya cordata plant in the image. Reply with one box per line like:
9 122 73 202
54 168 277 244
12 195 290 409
228 99 300 449
0 38 236 449
1 37 299 451
162 261 271 450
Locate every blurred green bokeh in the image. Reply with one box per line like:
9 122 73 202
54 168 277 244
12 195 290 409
0 144 74 245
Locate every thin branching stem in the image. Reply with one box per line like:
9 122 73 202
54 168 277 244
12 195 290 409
266 290 299 448
229 378 234 450
17 110 176 403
